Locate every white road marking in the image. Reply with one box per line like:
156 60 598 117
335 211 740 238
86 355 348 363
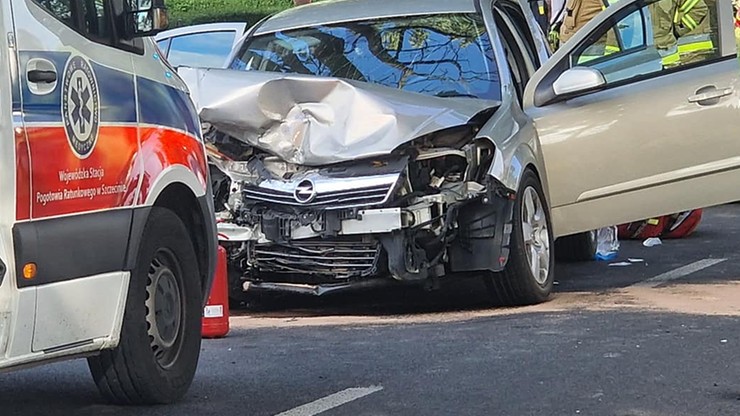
274 386 383 416
633 258 727 288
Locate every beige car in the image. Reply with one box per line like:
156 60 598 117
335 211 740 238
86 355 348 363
184 0 739 306
533 0 739 236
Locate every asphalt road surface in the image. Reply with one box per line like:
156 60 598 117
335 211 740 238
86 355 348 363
4 205 740 416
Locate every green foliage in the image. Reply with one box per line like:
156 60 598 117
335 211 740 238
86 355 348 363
165 0 293 28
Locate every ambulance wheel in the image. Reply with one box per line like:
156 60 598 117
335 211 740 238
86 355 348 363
483 169 554 306
87 207 202 405
554 230 597 262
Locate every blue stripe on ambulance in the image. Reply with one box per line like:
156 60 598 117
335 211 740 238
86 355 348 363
17 51 201 137
19 51 137 124
137 76 200 137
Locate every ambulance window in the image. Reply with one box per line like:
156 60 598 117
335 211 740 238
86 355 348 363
80 0 111 41
34 0 74 27
33 0 112 44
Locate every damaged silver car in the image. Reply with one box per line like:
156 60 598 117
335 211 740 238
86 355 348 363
180 0 740 305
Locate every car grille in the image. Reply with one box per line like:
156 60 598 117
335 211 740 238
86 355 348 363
243 183 395 209
252 239 381 278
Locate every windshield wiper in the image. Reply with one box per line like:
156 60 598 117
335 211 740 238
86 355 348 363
435 90 478 98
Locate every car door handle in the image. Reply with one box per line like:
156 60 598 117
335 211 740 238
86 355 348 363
688 86 734 106
27 69 57 84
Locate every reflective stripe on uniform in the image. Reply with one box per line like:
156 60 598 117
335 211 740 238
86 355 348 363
680 0 701 13
678 39 713 53
677 33 714 53
682 14 698 30
674 0 702 27
658 44 681 65
662 52 681 65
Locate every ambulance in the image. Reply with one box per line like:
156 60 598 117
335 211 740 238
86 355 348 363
0 0 217 405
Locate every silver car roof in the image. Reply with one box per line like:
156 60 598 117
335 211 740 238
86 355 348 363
254 0 481 35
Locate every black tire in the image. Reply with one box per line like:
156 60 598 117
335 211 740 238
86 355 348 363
87 207 203 405
554 230 597 262
484 169 554 306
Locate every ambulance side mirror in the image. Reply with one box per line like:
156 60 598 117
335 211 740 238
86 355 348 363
552 67 606 96
125 0 169 39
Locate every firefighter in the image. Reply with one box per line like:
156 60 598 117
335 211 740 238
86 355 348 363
558 0 608 45
650 0 714 66
557 0 712 67
557 0 621 59
548 0 566 50
554 0 618 52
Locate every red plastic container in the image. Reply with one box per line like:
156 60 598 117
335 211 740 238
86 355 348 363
202 245 230 338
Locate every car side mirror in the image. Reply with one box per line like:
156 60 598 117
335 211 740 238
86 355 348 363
125 0 169 39
552 67 606 96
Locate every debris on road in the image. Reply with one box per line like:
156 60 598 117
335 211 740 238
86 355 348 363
643 237 663 247
609 262 632 267
596 226 620 261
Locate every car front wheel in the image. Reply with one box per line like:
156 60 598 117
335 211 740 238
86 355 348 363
484 169 554 306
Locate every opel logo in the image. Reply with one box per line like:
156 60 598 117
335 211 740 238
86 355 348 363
293 179 317 204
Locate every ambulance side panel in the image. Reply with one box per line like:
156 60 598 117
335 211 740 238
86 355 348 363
0 0 26 363
6 0 137 358
0 0 215 369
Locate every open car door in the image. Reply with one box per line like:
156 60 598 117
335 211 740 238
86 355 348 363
524 0 740 237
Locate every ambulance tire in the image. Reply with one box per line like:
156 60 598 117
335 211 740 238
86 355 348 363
554 230 597 262
87 207 202 405
483 169 554 306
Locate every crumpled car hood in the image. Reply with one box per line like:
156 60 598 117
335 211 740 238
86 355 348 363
178 68 499 166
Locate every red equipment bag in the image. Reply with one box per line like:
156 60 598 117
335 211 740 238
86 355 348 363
662 209 703 239
617 209 702 240
617 217 666 240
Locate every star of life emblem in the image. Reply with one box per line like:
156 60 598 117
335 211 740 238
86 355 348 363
61 55 100 159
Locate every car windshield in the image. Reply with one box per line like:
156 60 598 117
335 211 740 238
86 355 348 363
230 13 501 101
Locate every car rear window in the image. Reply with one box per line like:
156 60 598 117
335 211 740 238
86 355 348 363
230 13 501 101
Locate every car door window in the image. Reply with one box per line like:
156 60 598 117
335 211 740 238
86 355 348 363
494 12 531 102
167 31 236 68
571 0 723 84
496 2 542 67
157 38 171 56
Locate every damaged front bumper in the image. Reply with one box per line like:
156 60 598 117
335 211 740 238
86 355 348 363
215 151 514 295
221 208 404 243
